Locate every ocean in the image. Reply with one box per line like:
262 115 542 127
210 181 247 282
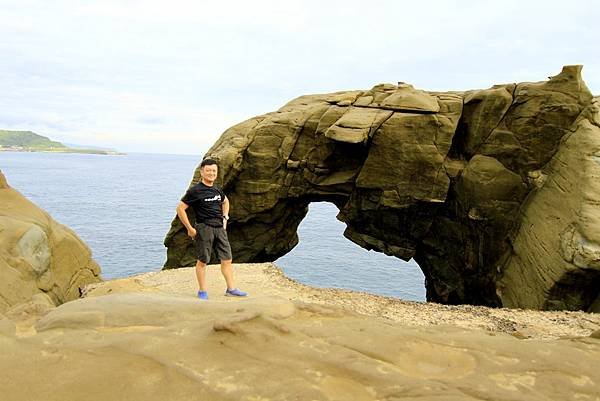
1 152 425 301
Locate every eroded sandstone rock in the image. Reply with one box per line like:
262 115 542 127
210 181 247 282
0 170 101 312
497 96 600 311
164 66 599 311
1 291 598 400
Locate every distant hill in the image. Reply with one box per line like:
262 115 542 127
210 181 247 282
0 130 123 155
0 130 67 150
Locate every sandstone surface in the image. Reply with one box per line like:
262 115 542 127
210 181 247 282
164 66 600 312
1 263 599 401
0 170 101 313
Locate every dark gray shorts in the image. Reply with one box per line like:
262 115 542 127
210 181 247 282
194 222 232 263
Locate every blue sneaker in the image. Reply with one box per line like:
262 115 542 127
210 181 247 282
225 288 247 297
197 291 209 300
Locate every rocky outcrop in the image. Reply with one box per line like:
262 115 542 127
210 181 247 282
1 264 599 400
164 66 599 311
0 170 101 313
498 96 600 311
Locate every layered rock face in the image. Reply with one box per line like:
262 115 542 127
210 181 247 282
164 66 599 311
0 171 101 312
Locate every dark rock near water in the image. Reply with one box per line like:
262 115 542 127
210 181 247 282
164 66 599 311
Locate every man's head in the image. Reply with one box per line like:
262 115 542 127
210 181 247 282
200 158 218 185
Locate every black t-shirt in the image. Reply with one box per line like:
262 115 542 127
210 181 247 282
181 182 226 227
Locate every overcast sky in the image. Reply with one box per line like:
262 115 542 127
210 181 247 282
1 0 598 154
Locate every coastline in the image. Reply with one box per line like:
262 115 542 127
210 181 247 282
0 148 125 155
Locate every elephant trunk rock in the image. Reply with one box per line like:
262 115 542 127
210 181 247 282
165 66 599 312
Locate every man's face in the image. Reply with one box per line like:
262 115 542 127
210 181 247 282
201 164 218 183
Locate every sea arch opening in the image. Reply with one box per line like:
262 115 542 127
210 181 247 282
275 201 426 301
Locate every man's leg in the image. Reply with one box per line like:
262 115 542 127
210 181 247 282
194 223 213 297
221 259 246 296
196 260 208 291
215 227 246 296
220 259 234 289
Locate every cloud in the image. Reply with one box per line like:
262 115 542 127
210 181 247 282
1 0 598 154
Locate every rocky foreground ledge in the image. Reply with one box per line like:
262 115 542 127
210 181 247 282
1 263 599 400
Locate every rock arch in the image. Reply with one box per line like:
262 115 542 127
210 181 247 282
164 66 600 311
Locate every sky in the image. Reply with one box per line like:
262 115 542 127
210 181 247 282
1 0 599 155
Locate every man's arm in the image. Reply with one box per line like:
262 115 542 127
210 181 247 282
176 201 197 238
223 196 230 229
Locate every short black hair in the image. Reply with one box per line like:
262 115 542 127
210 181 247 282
200 158 218 168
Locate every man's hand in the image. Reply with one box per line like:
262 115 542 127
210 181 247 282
187 227 197 238
223 219 228 230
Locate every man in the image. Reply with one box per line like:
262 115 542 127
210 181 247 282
176 158 247 300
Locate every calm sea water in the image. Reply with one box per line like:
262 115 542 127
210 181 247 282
1 152 425 301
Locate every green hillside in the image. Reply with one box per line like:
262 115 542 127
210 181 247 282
0 130 67 149
0 130 123 154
